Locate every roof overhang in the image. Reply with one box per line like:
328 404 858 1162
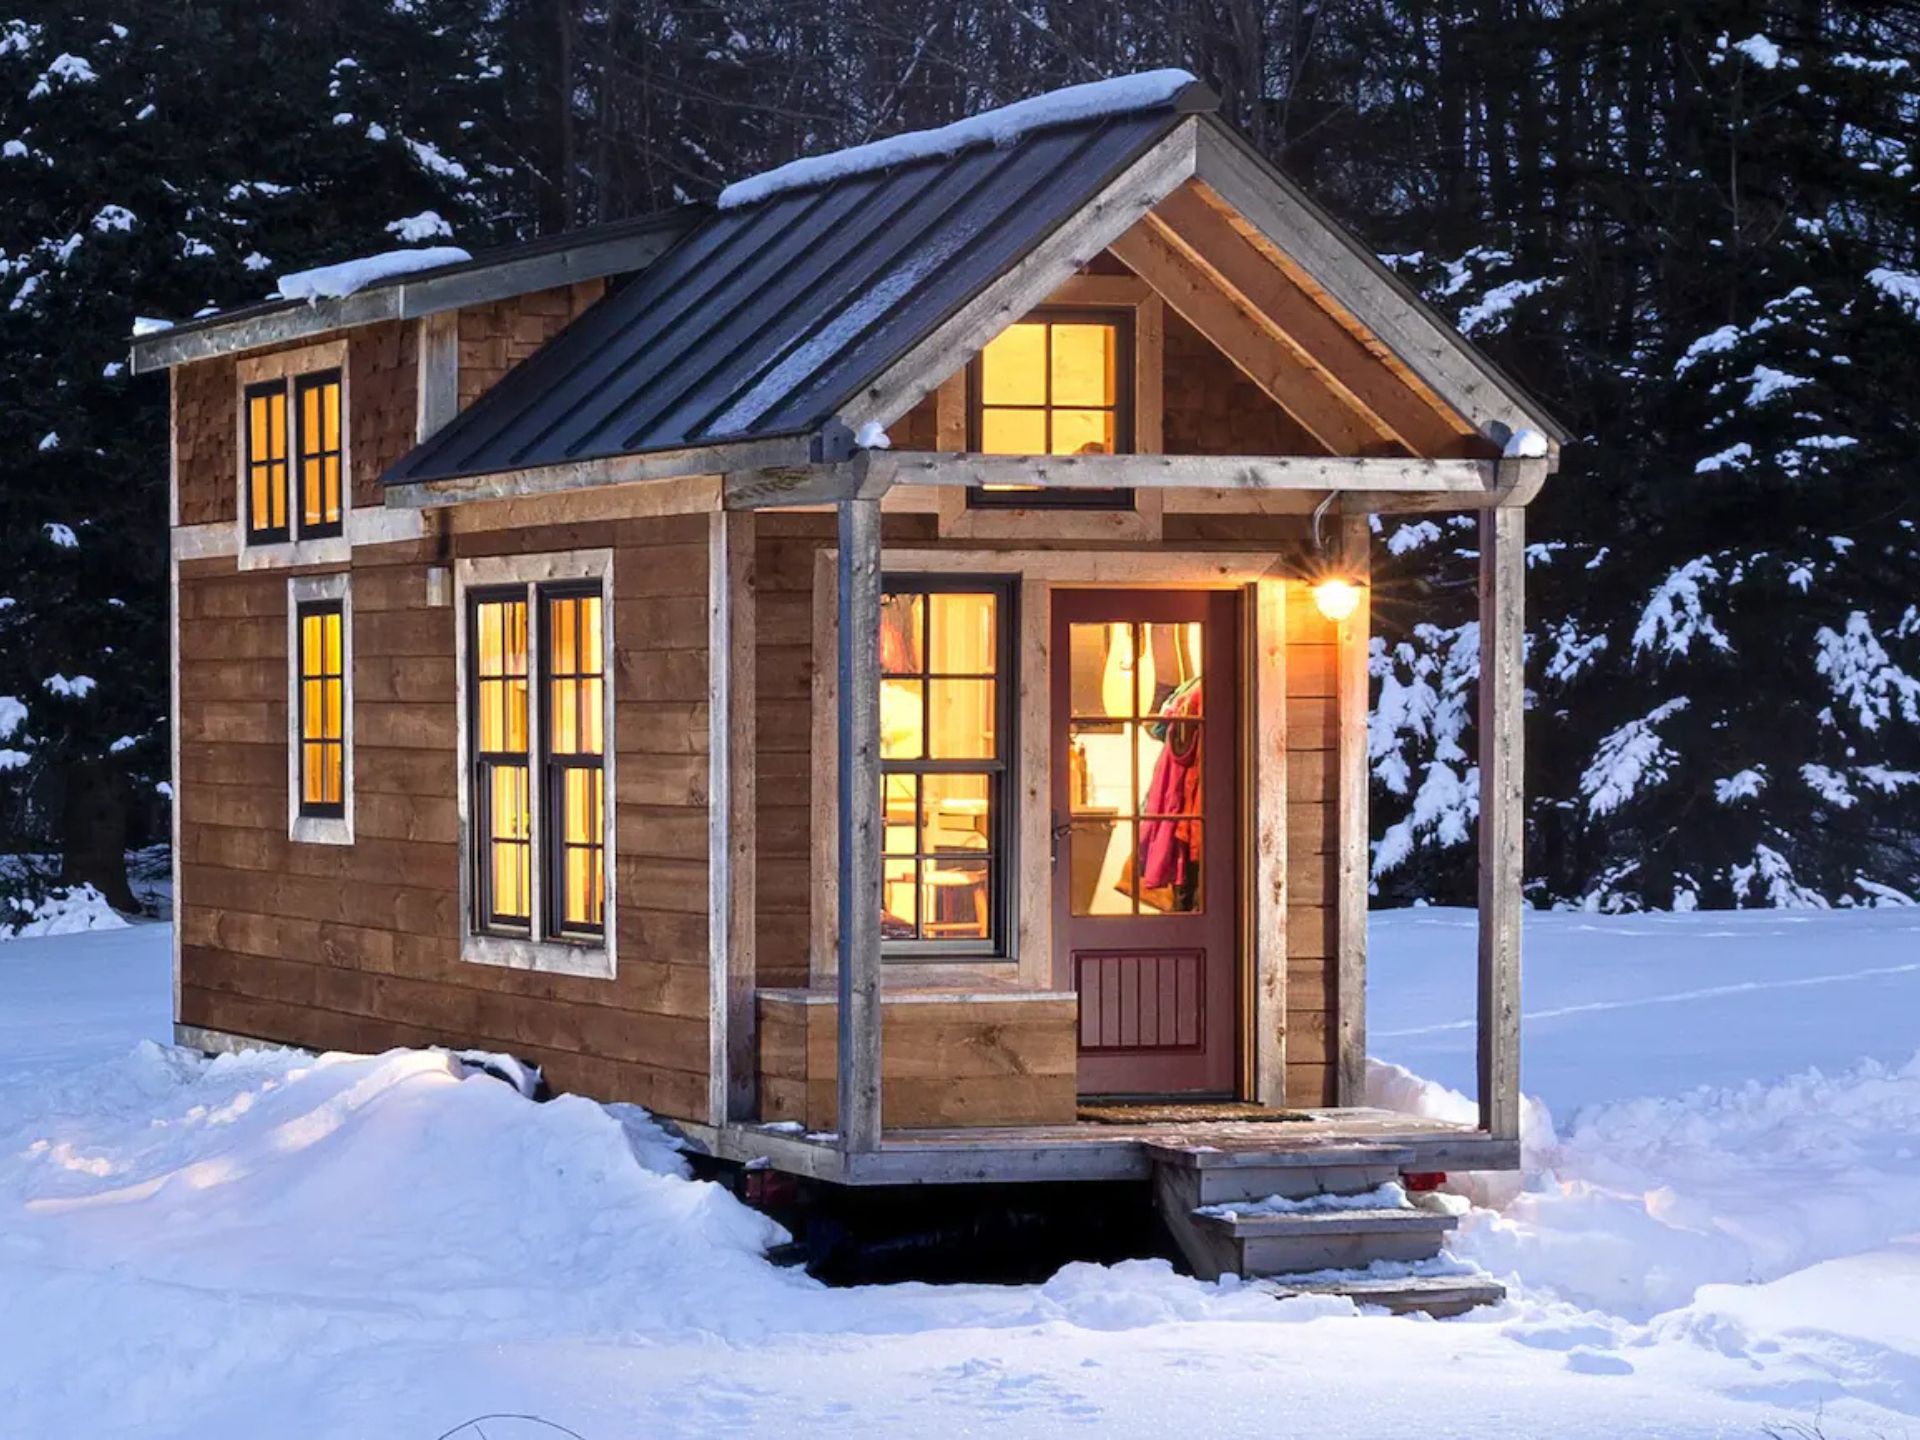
129 212 699 375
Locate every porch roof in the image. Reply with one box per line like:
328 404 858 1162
384 88 1207 488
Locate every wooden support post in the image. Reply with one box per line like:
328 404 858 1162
1250 579 1289 1107
835 497 884 1152
707 510 758 1125
1477 500 1525 1141
1333 514 1372 1107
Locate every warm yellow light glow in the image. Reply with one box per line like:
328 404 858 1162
1313 578 1364 623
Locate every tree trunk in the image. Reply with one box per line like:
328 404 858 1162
59 756 135 912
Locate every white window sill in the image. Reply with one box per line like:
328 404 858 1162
289 814 353 846
240 535 350 571
462 932 614 981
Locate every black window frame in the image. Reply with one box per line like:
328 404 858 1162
966 306 1136 511
243 379 290 544
294 598 345 820
538 580 607 944
468 586 535 938
879 574 1018 962
293 368 345 540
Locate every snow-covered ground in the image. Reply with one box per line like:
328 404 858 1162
2 908 1917 1437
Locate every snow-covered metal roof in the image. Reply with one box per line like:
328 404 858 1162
385 77 1213 486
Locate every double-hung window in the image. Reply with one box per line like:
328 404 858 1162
245 367 342 544
467 576 609 955
878 579 1012 957
295 600 345 817
286 572 353 845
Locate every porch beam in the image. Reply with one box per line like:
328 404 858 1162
707 510 758 1125
877 451 1496 493
1476 493 1526 1141
385 435 809 508
835 496 885 1153
723 451 893 510
1333 514 1372 1107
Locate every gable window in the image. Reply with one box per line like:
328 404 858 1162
239 347 346 557
286 572 353 845
296 600 345 818
244 381 290 543
878 579 1012 956
968 310 1133 509
461 556 613 973
294 369 344 538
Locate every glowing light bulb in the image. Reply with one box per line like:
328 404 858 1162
1313 577 1363 623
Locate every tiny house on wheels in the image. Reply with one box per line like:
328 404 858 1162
137 72 1562 1312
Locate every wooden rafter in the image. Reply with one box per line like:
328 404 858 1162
1107 223 1394 457
1145 186 1475 459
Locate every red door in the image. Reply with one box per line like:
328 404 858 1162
1051 590 1238 1097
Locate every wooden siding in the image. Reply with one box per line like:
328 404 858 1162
1161 308 1318 456
175 512 713 1120
457 280 605 410
757 991 1079 1130
1282 596 1340 1108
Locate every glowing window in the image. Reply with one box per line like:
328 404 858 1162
878 581 1011 954
296 601 344 818
294 370 344 538
467 584 608 943
968 310 1132 508
244 382 289 542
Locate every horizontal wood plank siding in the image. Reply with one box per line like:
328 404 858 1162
1284 599 1340 1107
175 508 714 1118
756 991 1079 1130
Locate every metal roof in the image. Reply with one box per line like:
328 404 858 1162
384 105 1195 486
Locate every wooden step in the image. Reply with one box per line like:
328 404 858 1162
1269 1273 1507 1319
1192 1205 1456 1274
1145 1141 1416 1171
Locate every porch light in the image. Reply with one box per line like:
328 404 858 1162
1312 577 1364 623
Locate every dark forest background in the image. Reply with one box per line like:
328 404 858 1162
1 0 1916 919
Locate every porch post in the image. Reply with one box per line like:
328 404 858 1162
707 510 757 1126
1333 513 1372 1107
835 496 884 1153
1476 500 1525 1141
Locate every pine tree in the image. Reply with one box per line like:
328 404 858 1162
0 0 508 914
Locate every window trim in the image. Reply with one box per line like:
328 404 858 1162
292 368 345 540
468 585 535 937
294 598 346 821
878 574 1017 962
243 380 290 544
454 550 616 981
234 339 350 571
286 572 353 846
965 306 1135 511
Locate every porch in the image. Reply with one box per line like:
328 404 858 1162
695 444 1536 1187
680 1104 1514 1187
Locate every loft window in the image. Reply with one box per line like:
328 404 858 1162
294 369 344 538
967 309 1134 510
878 579 1013 956
295 600 346 818
244 381 289 543
468 583 607 943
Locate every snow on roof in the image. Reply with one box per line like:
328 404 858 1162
717 69 1199 210
276 245 472 303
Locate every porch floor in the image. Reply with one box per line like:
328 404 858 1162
686 1106 1517 1186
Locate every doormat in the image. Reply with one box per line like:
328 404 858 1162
1076 1101 1314 1125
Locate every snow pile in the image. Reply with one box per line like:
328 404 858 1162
1198 1181 1410 1219
277 245 471 302
2 884 128 940
1502 427 1550 458
853 419 891 450
718 70 1196 208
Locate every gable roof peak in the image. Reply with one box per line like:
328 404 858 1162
717 69 1214 211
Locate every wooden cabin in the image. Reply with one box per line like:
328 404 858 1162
137 74 1561 1301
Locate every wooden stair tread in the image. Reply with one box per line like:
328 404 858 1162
1145 1141 1416 1171
1193 1206 1458 1238
1268 1273 1507 1316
